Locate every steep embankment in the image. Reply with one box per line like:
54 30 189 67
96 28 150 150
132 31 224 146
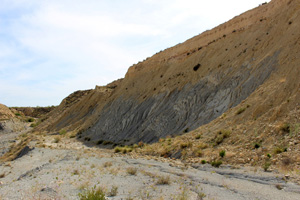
0 104 27 134
0 104 14 121
38 0 299 149
12 106 56 119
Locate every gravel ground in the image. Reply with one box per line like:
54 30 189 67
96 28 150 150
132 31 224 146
0 133 300 199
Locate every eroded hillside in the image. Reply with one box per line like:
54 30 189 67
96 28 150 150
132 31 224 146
37 0 299 152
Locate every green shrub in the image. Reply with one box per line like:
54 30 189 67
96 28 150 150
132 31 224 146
236 107 246 115
273 146 287 154
59 129 67 135
122 148 128 154
114 147 121 153
263 161 271 172
254 143 261 149
211 160 222 168
195 134 201 139
219 150 226 158
78 186 106 200
201 160 207 164
267 153 271 158
15 113 21 116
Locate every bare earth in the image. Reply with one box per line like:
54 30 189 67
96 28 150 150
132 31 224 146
1 131 300 200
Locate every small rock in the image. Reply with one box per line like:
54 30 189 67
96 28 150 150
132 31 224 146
285 175 290 179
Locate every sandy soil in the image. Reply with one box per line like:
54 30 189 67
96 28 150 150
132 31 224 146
0 132 300 200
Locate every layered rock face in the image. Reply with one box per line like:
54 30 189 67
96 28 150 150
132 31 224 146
85 51 280 144
38 0 300 145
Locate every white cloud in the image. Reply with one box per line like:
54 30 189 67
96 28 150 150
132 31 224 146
0 0 270 106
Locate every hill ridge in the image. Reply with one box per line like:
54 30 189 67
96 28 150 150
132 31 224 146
36 0 299 155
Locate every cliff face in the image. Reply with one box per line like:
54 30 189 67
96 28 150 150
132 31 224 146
38 0 300 146
85 50 279 144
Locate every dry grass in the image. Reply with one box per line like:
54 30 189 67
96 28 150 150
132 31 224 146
279 123 290 133
103 161 112 168
114 146 133 154
126 167 138 175
156 175 170 185
212 130 231 146
141 170 156 179
107 185 118 197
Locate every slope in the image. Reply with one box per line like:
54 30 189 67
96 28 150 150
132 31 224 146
37 0 299 151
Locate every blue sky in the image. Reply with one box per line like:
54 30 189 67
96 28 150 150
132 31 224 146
0 0 270 107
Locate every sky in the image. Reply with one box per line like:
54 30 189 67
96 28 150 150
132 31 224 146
0 0 270 107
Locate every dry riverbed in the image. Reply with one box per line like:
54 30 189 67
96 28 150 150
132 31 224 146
1 132 300 200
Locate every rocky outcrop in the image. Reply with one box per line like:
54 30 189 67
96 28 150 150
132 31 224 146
84 51 280 145
38 0 300 147
0 104 14 121
12 106 56 118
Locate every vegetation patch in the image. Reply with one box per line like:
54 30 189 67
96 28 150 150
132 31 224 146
213 129 231 146
273 146 287 154
195 134 201 139
211 160 222 168
263 161 271 172
59 129 67 135
194 149 203 157
156 175 170 185
126 167 138 175
236 107 245 115
78 186 106 200
180 141 192 149
219 150 226 158
279 123 290 133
